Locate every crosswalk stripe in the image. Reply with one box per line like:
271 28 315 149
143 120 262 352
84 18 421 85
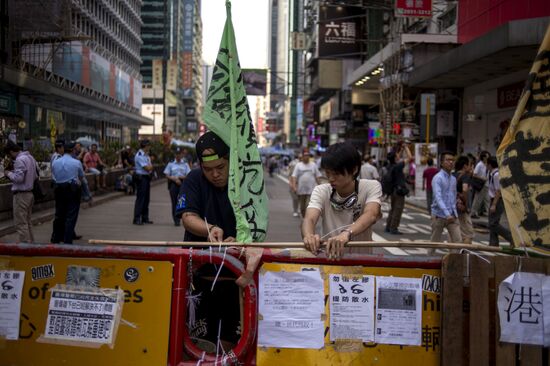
373 232 410 256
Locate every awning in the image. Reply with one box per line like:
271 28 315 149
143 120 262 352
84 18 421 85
409 17 550 88
3 66 152 127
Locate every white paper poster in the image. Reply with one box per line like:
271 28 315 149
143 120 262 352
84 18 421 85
258 269 325 349
498 272 550 346
375 276 422 346
329 274 375 342
0 270 25 340
43 288 122 345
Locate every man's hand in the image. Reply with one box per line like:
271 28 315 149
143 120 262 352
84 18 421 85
303 233 321 254
174 178 181 186
326 231 350 260
446 216 456 224
490 205 497 214
208 226 224 242
223 236 236 242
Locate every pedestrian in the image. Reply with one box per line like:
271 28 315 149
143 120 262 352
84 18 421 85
290 150 322 217
164 147 191 226
422 157 439 214
454 156 474 244
471 151 490 218
487 156 513 246
302 143 382 260
4 141 38 243
288 154 301 217
175 131 241 348
360 155 380 180
50 142 85 244
176 131 236 242
384 143 412 235
72 142 85 163
430 151 462 244
50 139 64 166
120 145 134 168
133 140 154 225
83 143 107 189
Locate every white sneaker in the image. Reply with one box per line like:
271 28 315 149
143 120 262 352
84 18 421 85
293 212 299 217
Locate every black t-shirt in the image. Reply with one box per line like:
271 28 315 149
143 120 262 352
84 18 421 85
391 161 406 187
455 172 472 193
176 169 237 242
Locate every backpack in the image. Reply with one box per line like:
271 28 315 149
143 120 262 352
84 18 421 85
381 166 394 196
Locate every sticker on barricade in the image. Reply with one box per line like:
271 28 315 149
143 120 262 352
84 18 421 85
37 285 124 349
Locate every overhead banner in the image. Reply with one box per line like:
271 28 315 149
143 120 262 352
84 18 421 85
202 1 269 242
496 24 550 252
395 0 432 18
152 59 163 90
318 5 363 58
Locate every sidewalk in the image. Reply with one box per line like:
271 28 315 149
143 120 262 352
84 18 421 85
0 175 302 244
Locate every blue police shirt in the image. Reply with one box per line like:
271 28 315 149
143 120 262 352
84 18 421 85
51 154 84 184
134 149 151 175
163 159 191 178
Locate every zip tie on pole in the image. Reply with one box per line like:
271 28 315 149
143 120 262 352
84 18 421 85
195 351 206 366
215 319 222 365
460 249 490 264
211 247 227 292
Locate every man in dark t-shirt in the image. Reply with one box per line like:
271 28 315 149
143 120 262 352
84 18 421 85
174 131 240 346
422 158 439 214
176 131 236 242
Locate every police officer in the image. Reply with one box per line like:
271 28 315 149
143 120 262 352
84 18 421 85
51 142 85 244
164 147 191 226
133 140 154 225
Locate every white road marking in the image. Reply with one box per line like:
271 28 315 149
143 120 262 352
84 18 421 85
276 174 289 184
373 232 410 256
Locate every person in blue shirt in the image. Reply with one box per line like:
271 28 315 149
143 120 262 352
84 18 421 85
133 140 154 225
430 151 462 244
164 147 191 226
50 142 85 244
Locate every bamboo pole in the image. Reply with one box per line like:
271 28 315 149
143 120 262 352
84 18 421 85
87 239 504 252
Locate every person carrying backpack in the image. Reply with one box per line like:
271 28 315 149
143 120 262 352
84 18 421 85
384 143 412 235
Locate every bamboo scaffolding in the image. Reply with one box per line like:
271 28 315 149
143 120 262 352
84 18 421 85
88 239 504 252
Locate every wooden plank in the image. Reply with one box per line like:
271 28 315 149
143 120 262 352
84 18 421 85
469 255 492 366
442 254 465 366
518 258 545 366
494 256 516 366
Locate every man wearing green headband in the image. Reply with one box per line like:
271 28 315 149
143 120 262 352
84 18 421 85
176 131 236 242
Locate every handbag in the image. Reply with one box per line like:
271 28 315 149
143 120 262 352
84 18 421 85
395 184 409 196
456 194 467 213
471 176 485 191
32 166 46 200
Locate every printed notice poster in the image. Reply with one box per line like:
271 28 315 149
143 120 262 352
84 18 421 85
375 276 422 345
258 269 325 349
43 288 122 345
0 271 25 340
329 274 375 342
497 272 550 346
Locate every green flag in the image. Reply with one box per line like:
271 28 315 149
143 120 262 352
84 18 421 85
202 1 269 243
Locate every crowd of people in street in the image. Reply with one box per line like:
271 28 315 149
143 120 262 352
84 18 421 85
2 131 513 251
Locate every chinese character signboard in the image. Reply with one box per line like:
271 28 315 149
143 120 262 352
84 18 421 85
396 0 432 18
497 81 524 109
318 6 363 58
0 271 25 340
497 272 550 346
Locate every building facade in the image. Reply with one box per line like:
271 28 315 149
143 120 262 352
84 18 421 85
139 0 203 140
0 0 151 149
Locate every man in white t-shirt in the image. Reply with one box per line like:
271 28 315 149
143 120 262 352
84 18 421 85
301 143 382 260
291 150 322 217
360 155 379 180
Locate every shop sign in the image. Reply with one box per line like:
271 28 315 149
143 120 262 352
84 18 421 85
318 6 363 58
320 101 331 122
0 92 16 114
497 81 524 109
396 0 432 18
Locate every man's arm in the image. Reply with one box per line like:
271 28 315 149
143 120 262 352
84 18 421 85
301 208 321 253
82 153 90 171
6 158 25 183
182 212 226 242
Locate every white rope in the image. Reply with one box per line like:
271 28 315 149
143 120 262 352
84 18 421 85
211 247 227 292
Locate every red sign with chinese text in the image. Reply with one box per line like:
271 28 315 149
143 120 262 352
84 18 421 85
395 0 432 18
497 81 524 109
